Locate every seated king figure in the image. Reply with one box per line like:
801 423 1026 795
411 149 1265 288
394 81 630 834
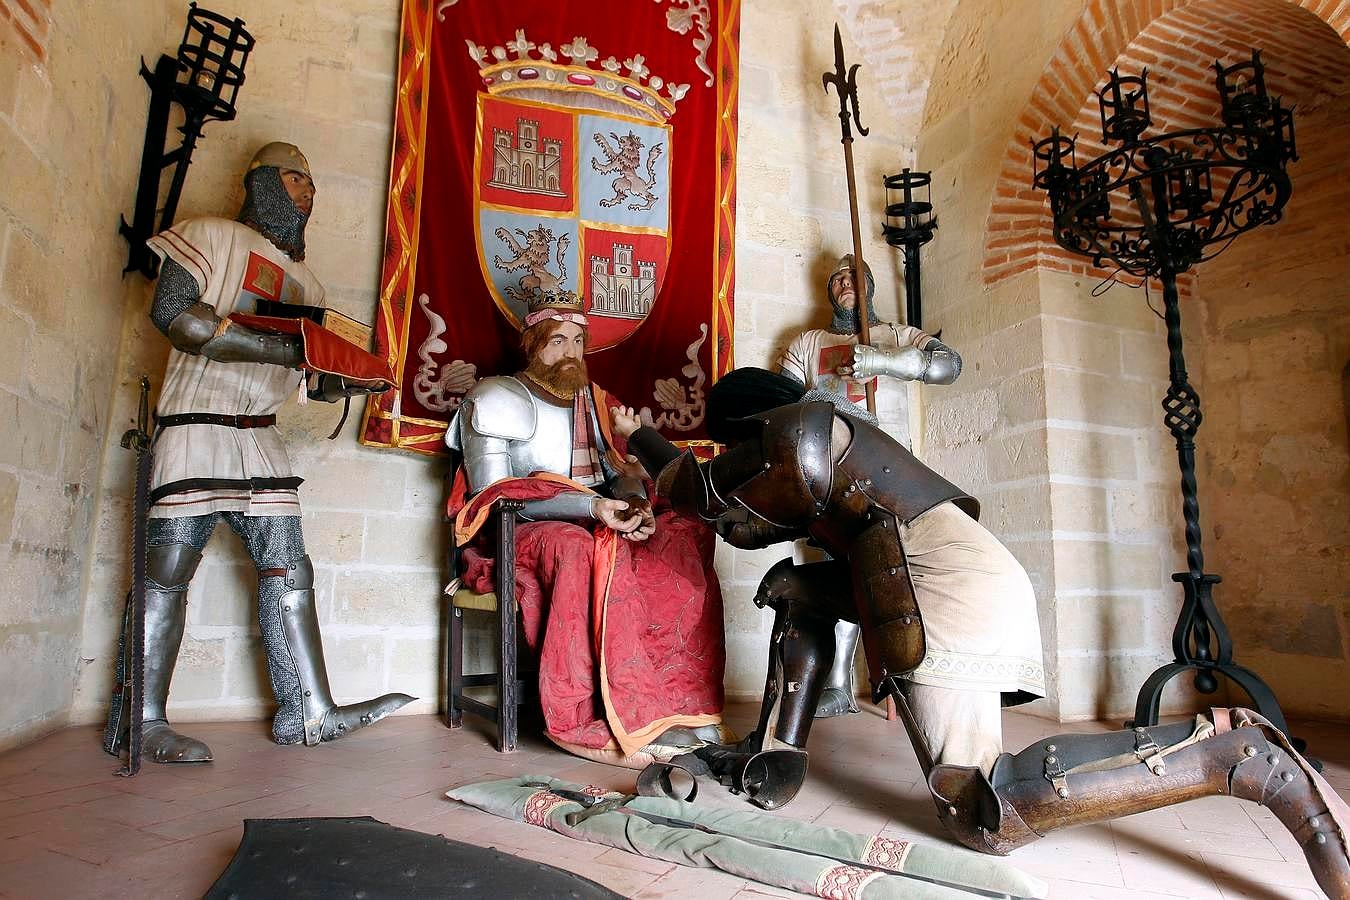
445 292 726 766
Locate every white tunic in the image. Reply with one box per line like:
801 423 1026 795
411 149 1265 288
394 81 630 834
778 323 930 438
145 217 325 518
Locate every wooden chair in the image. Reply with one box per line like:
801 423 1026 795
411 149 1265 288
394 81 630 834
446 498 528 752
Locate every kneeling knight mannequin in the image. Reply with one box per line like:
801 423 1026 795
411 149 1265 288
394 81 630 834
104 143 414 764
619 368 1349 899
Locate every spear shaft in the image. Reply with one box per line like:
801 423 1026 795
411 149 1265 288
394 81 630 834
822 23 876 414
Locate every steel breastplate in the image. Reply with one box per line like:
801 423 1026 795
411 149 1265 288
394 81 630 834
511 391 575 478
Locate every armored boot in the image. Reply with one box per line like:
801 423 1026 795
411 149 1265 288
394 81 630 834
103 543 213 763
927 708 1350 899
259 556 414 745
683 558 847 808
814 620 861 718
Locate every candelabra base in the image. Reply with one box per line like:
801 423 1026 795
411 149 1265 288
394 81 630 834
1127 571 1318 768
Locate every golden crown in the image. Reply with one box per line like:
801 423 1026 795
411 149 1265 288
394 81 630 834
466 29 687 124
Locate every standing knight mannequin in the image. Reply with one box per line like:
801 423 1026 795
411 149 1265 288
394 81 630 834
778 254 963 717
104 143 414 764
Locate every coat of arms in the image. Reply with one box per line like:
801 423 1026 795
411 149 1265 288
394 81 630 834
472 43 675 350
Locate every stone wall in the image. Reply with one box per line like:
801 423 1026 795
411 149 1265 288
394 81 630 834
1195 80 1350 720
0 0 175 750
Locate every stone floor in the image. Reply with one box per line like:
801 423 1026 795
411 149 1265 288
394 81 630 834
0 703 1345 899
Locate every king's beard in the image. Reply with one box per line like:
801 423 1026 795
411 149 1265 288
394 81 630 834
525 356 588 398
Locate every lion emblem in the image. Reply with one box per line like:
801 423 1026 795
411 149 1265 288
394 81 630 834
591 131 664 211
492 223 571 302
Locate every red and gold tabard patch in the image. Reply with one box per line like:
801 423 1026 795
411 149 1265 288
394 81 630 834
818 343 874 404
243 252 285 302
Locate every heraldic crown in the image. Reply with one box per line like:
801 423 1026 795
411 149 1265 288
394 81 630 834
466 29 690 125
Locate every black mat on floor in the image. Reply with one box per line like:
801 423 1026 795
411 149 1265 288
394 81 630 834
204 816 623 899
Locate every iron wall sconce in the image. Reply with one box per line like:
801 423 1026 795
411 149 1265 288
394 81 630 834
119 3 253 278
881 168 937 330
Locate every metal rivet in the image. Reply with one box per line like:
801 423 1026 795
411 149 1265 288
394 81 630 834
947 805 958 816
1280 771 1294 782
882 466 891 473
283 605 290 612
1243 746 1257 757
762 462 771 471
1046 744 1057 752
1057 788 1069 798
1046 755 1057 765
1266 753 1278 765
1309 816 1321 828
863 478 872 486
888 567 898 576
901 616 912 625
1134 727 1146 733
361 714 371 724
796 428 804 435
1315 833 1328 845
304 690 311 697
338 722 346 731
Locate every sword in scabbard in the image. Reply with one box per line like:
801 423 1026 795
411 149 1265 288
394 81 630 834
116 376 154 777
822 22 876 417
523 783 1038 899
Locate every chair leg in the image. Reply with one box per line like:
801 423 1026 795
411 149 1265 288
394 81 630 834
498 593 518 753
448 606 464 729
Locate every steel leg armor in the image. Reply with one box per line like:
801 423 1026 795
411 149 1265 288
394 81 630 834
104 542 213 763
815 620 861 718
926 708 1350 899
259 556 415 745
681 558 856 809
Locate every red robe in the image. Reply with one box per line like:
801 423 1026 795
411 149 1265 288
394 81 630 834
450 391 724 763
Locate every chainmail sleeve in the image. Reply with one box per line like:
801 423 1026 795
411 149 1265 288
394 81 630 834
149 257 205 337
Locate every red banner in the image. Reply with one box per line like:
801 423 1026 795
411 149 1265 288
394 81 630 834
360 0 740 455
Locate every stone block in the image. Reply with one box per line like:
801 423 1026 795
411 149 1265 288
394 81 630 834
1239 375 1339 434
333 568 442 628
1108 484 1172 536
981 483 1052 538
1058 594 1149 653
927 386 999 447
298 458 408 513
0 630 74 736
0 128 55 233
2 229 63 333
986 428 1049 484
722 583 774 635
167 636 227 704
0 470 16 541
1053 539 1164 594
729 544 787 584
994 368 1047 431
1045 368 1155 429
187 562 255 629
737 247 787 297
0 388 60 472
1046 427 1137 482
302 510 366 563
325 633 390 701
222 635 271 706
389 635 439 701
304 61 395 127
1049 482 1109 534
0 305 30 390
1038 269 1160 333
363 512 444 569
1041 316 1121 375
723 633 770 699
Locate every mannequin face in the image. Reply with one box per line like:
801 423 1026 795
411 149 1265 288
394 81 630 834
280 169 315 216
829 269 857 310
535 321 586 367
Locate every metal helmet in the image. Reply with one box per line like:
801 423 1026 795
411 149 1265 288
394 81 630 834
248 141 312 179
238 142 312 260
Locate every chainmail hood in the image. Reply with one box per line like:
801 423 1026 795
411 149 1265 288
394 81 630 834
238 166 308 261
826 255 879 334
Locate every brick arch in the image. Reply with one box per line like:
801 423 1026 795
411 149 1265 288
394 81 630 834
981 0 1350 287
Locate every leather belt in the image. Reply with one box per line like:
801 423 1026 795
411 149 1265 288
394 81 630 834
157 413 277 429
